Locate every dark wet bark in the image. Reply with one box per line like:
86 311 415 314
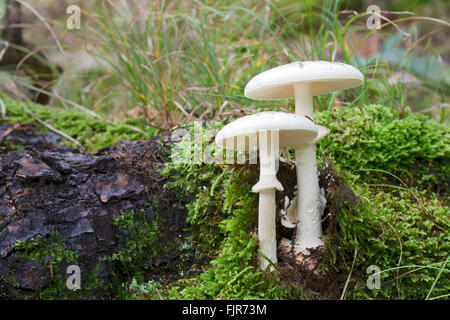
0 123 188 299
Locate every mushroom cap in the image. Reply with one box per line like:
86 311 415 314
388 71 420 87
215 111 318 151
245 60 364 100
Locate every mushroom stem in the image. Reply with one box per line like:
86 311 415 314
293 82 324 251
252 130 282 270
294 82 314 118
294 143 324 250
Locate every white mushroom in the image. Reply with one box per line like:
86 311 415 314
215 111 317 270
281 194 297 228
245 61 363 253
283 187 327 229
388 70 420 87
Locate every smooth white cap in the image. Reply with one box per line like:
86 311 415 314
245 61 364 99
215 112 318 150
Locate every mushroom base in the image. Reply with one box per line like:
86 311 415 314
278 238 325 273
278 238 339 299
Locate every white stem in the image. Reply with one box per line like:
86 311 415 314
294 144 324 250
254 132 281 270
293 82 323 251
294 82 314 119
258 189 277 270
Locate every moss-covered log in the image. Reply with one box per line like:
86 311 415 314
0 124 188 299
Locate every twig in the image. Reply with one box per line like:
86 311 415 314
168 99 190 118
0 97 6 119
0 40 9 63
13 78 102 118
382 218 403 298
340 246 358 300
154 287 164 300
0 123 23 145
393 16 450 28
379 14 410 37
418 103 450 114
19 103 82 147
187 102 207 121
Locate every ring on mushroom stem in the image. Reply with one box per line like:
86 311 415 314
245 61 364 255
215 111 318 270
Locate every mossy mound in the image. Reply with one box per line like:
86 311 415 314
158 104 449 300
0 96 448 299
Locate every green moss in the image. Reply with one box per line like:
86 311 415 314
316 104 449 189
12 231 101 299
170 170 292 299
13 232 79 269
313 105 449 299
0 94 157 151
162 121 233 258
328 185 449 299
104 209 170 279
173 196 302 299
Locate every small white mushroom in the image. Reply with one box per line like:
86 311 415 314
284 187 327 228
245 61 364 253
388 70 420 87
215 111 317 270
281 193 297 228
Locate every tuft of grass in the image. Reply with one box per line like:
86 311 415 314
0 0 447 125
61 0 447 125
